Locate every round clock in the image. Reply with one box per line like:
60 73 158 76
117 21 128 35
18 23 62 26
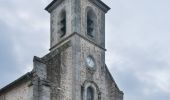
86 56 95 68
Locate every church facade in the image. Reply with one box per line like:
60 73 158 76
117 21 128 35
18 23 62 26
0 0 124 100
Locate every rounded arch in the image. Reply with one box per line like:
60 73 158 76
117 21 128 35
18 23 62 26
86 7 97 20
85 6 97 38
60 9 66 19
82 81 101 100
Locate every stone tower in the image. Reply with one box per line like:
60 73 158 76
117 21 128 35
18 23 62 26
42 0 124 100
0 0 124 100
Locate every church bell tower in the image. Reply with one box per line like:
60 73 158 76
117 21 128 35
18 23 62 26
33 0 124 100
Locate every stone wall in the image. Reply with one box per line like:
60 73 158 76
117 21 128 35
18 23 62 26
79 37 123 100
50 0 72 48
80 0 106 48
0 81 32 100
80 37 107 100
40 41 73 100
50 0 106 50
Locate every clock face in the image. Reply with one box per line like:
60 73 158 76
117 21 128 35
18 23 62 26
86 56 95 68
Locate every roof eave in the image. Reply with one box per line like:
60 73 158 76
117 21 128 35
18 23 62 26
89 0 111 13
0 72 33 94
45 0 63 13
45 0 110 13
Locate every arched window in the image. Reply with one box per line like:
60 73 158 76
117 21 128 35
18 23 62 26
87 87 94 100
86 8 96 38
59 10 66 37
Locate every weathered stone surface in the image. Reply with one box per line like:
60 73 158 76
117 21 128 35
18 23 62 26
50 0 107 50
0 0 123 100
33 57 47 80
0 81 33 100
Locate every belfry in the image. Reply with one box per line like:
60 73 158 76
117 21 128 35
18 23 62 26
0 0 124 100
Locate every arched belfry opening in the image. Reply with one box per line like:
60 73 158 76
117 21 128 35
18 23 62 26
86 7 97 38
58 9 66 38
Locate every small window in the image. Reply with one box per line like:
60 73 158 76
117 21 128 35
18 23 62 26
87 87 94 100
87 15 94 37
86 8 96 38
59 10 66 37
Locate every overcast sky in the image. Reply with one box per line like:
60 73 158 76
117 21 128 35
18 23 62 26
0 0 170 100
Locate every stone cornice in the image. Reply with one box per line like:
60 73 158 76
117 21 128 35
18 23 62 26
45 0 63 13
49 32 106 51
45 0 110 13
89 0 110 13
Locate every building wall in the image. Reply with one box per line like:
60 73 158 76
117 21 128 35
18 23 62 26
50 0 106 49
50 0 72 48
59 45 73 100
0 1 123 100
0 81 33 100
80 0 106 48
42 41 74 100
79 38 106 99
79 38 123 100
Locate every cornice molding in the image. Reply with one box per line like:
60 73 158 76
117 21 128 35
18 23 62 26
89 0 110 13
49 32 106 51
45 0 63 13
45 0 110 13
